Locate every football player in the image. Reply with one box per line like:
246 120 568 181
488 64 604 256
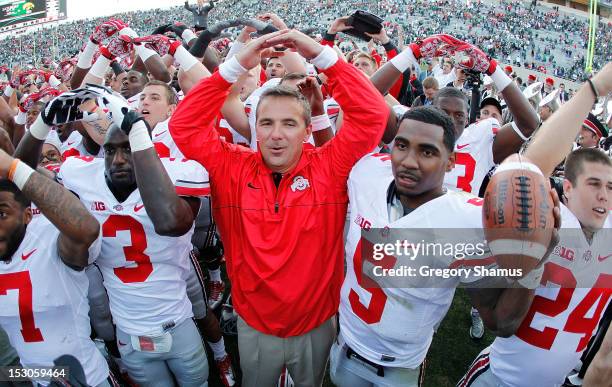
0 93 110 385
330 105 559 387
458 63 612 387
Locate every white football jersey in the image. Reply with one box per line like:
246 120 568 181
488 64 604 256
444 118 500 195
0 217 108 386
341 153 492 368
57 156 209 336
489 204 612 387
60 131 104 159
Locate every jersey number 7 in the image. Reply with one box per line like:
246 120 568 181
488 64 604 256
0 271 44 342
103 215 153 283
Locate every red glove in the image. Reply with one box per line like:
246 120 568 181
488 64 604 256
20 92 40 112
18 70 36 86
38 86 62 100
456 43 497 75
54 58 75 81
101 36 133 60
132 34 181 57
409 34 467 59
90 18 128 44
0 65 8 74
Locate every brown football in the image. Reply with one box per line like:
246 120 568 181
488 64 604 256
483 154 555 278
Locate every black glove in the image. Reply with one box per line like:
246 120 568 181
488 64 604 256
152 23 172 35
189 19 243 57
239 18 279 36
169 22 189 38
41 93 96 126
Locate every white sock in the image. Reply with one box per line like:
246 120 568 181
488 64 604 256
208 268 221 282
208 338 227 360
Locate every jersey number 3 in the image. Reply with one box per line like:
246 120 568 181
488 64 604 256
0 271 44 342
103 215 153 283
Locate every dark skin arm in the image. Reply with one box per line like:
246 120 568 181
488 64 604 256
70 65 90 91
133 55 172 83
13 132 43 169
0 151 100 269
491 81 540 163
130 122 199 236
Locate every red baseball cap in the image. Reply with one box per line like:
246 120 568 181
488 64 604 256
504 65 513 73
545 77 554 85
528 74 536 81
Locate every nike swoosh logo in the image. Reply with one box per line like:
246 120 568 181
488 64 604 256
118 340 127 346
134 204 145 212
66 141 75 146
21 249 37 261
154 130 168 138
247 183 260 190
598 254 612 262
456 144 469 150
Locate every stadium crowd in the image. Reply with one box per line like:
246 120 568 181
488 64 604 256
0 0 609 81
0 0 610 386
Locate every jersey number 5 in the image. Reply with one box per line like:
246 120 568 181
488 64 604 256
0 271 44 342
349 239 395 324
103 215 153 283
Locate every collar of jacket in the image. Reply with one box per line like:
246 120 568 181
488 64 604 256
254 146 312 180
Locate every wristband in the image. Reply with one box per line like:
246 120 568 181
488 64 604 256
390 47 417 73
29 116 52 140
490 66 512 92
77 40 98 69
322 32 336 42
8 159 35 190
511 121 529 142
14 110 26 125
128 120 154 152
110 60 124 75
382 41 396 52
3 85 13 98
173 45 199 71
90 55 111 78
311 114 331 132
225 41 244 60
135 45 157 62
119 27 138 38
516 265 544 289
587 78 600 99
310 46 338 70
219 56 247 83
181 28 197 44
48 75 61 88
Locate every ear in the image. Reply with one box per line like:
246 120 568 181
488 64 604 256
562 178 573 199
168 104 176 117
23 206 32 226
304 124 312 142
446 152 456 172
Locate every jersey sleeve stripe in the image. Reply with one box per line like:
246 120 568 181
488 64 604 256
175 186 211 197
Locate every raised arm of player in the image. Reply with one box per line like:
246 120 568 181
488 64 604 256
170 30 288 174
458 43 539 163
101 89 199 236
524 63 612 176
0 149 100 268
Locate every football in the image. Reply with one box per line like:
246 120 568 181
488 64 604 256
483 154 555 277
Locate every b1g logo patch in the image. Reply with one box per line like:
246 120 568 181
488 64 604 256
290 176 310 192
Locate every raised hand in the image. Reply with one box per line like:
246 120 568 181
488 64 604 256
296 76 324 114
327 16 352 34
261 29 323 60
90 18 128 44
234 29 288 70
456 42 497 75
410 34 467 60
101 35 133 59
257 13 288 30
40 92 99 126
132 34 181 57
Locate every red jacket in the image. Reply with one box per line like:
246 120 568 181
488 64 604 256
170 59 387 337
